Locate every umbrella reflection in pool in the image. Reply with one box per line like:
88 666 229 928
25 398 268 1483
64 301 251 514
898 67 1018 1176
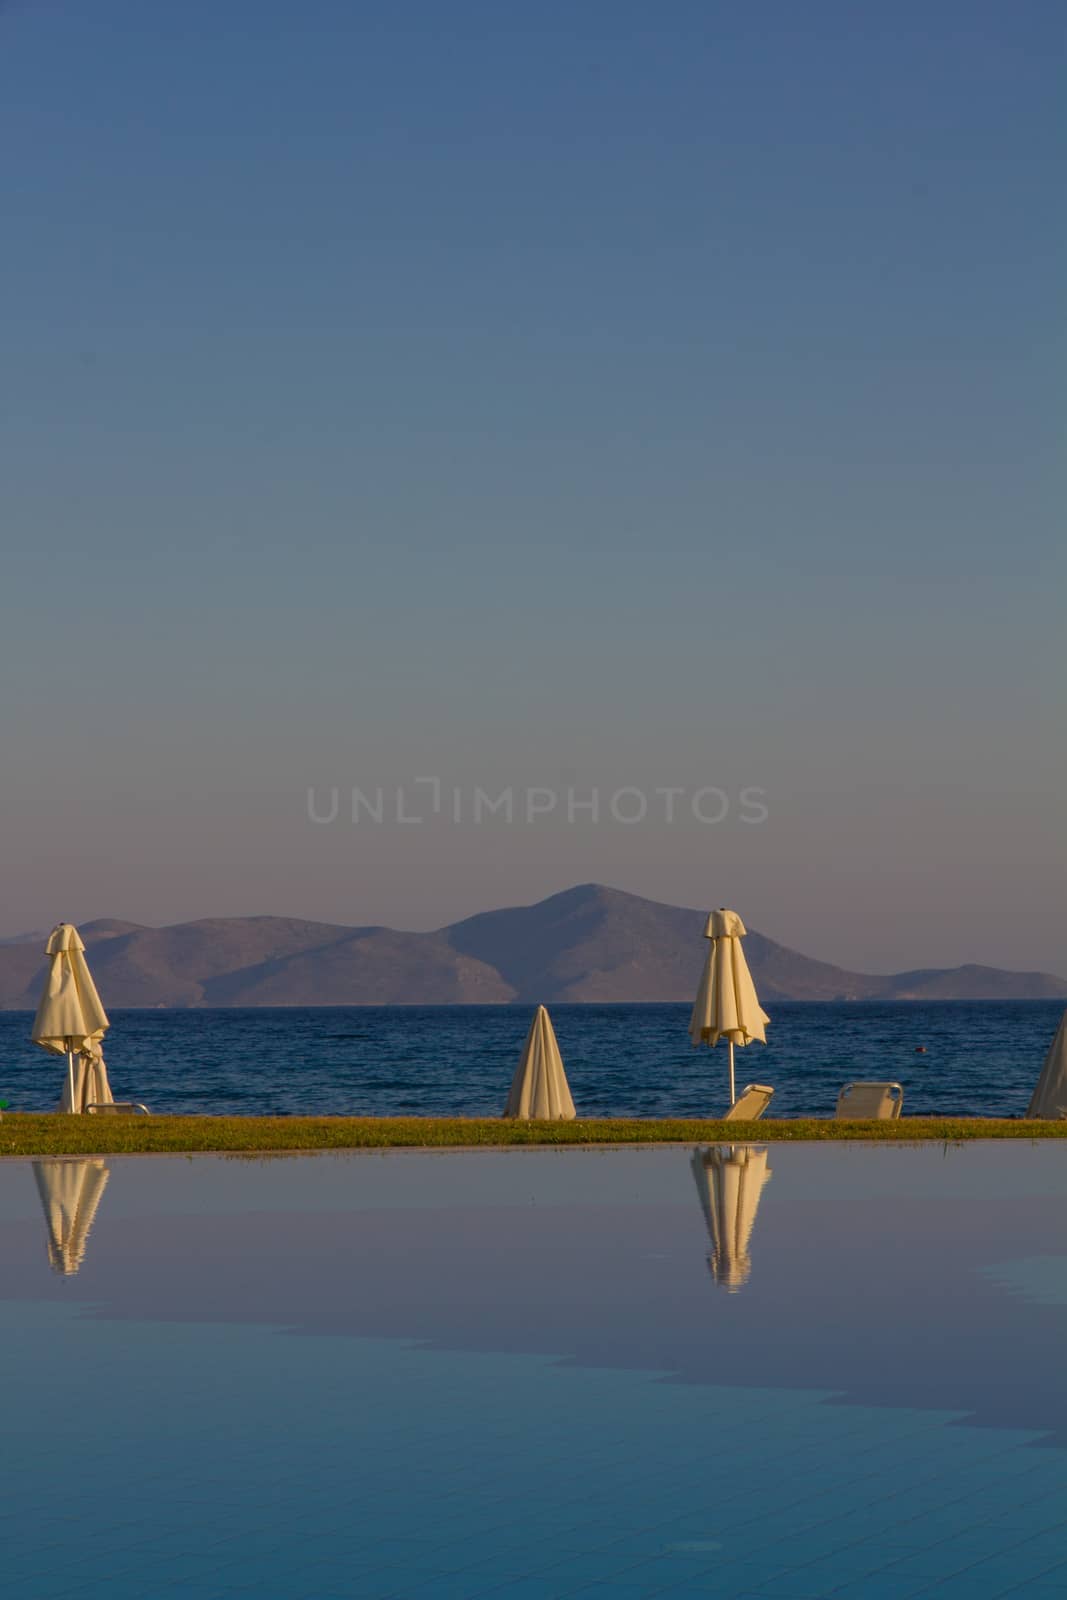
32 1159 111 1276
691 1145 772 1292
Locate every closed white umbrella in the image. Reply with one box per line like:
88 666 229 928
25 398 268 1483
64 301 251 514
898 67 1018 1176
32 1159 111 1275
31 924 114 1114
691 1144 772 1292
504 1005 576 1120
689 907 769 1107
1027 1010 1067 1120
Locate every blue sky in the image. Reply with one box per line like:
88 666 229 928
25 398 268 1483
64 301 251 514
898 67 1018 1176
2 1 1064 972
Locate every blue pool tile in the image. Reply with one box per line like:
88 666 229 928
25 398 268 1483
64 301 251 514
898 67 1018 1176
892 1531 1020 1571
568 1586 674 1600
379 1576 506 1599
904 1575 1017 1600
513 1561 619 1590
889 1511 989 1547
753 1557 891 1596
634 1555 786 1593
464 1579 590 1599
886 1549 984 1581
303 1577 412 1600
655 1587 759 1599
61 1582 191 1600
762 1533 867 1567
826 1575 934 1599
739 1578 838 1598
955 1550 1067 1586
4 1580 84 1600
154 1589 243 1600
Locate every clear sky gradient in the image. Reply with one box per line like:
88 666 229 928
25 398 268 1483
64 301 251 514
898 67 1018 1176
2 2 1064 974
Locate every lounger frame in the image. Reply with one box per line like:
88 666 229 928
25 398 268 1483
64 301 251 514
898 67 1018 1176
723 1084 774 1121
835 1081 903 1120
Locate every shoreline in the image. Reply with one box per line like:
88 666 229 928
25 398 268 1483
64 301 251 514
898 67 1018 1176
1 1113 1064 1158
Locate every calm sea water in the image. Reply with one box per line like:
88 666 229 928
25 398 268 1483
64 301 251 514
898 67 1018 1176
1 1000 1061 1118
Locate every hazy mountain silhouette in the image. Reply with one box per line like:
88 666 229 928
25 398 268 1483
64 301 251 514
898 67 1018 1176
1 885 1063 1008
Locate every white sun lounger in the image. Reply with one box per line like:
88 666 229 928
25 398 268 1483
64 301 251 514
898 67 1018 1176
86 1102 151 1116
835 1082 903 1120
723 1084 774 1121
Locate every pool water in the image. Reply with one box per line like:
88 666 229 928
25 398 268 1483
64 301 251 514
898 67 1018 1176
1 1143 1065 1599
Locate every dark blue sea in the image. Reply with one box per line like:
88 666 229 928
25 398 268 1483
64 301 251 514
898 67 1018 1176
1 1002 1062 1119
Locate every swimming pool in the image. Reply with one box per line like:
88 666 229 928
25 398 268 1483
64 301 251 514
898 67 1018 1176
1 1143 1065 1598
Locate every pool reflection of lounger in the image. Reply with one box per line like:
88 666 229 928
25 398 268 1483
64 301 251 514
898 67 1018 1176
32 1159 111 1276
691 1144 772 1292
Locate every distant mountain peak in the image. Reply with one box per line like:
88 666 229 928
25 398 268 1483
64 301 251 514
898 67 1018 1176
79 919 147 940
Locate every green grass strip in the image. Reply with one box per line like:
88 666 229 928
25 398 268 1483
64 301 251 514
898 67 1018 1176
0 1113 1064 1157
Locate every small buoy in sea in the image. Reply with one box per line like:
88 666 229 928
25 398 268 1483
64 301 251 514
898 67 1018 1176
915 1046 927 1054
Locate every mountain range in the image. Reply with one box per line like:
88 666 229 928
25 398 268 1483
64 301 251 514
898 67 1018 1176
1 884 1064 1009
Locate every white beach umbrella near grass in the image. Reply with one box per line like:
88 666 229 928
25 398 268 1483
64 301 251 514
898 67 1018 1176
689 908 769 1108
504 1005 576 1120
32 1159 111 1275
1027 1010 1067 1120
31 924 114 1114
691 1145 772 1292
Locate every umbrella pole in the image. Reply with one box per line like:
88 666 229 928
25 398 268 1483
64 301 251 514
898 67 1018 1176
728 1041 736 1108
66 1049 76 1115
